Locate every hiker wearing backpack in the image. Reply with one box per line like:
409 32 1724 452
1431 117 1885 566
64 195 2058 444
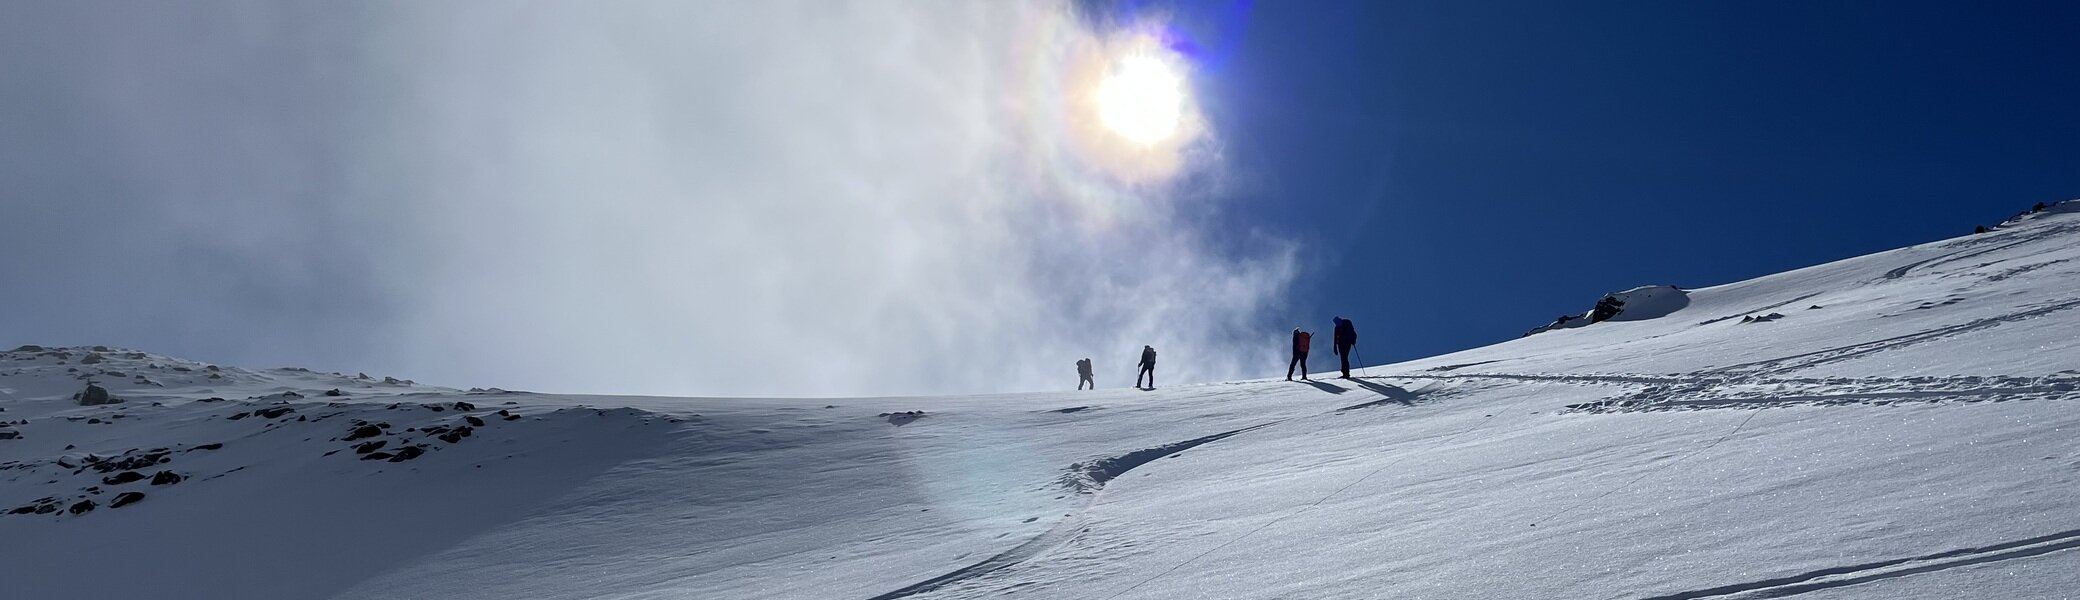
1287 327 1312 381
1076 358 1094 390
1135 345 1157 389
1333 317 1358 379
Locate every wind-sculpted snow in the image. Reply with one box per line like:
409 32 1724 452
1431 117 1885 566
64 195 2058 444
6 205 2080 599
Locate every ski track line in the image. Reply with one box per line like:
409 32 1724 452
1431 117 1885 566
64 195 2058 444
861 421 1288 600
1704 297 2080 377
1098 376 1533 600
1400 371 2080 414
1879 218 2078 281
1641 527 2080 600
864 378 1463 599
1637 385 2079 412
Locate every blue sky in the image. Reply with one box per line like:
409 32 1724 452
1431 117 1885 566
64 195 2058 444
1161 0 2080 363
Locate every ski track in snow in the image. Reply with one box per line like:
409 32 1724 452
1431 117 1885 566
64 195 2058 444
1392 371 2080 414
1703 297 2080 377
1642 527 2080 599
865 423 1286 600
866 379 1461 600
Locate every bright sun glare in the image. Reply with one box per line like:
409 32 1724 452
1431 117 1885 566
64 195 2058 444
1096 54 1185 145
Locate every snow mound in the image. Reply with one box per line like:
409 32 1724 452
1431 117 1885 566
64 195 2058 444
1524 284 1690 336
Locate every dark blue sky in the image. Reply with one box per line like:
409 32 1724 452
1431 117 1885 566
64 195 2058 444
1161 0 2080 363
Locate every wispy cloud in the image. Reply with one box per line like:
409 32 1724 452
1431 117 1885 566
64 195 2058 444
0 1 1297 396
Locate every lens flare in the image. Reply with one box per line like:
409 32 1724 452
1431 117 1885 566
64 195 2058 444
1096 54 1185 144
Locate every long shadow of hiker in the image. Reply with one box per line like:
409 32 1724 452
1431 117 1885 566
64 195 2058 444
1339 378 1419 411
1300 379 1348 394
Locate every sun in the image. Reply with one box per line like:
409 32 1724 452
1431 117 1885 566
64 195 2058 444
1096 54 1186 145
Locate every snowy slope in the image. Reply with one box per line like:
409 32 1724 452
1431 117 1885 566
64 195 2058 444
4 203 2079 600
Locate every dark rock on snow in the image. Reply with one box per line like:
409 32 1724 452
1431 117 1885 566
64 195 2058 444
354 440 388 455
388 445 426 462
102 471 146 486
109 492 145 509
150 471 183 485
343 424 383 441
75 383 119 406
464 415 486 427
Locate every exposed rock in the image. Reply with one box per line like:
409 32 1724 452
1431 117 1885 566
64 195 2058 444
353 440 388 454
150 471 183 485
324 389 344 397
0 428 18 441
464 415 486 427
254 406 295 419
227 412 251 421
69 500 96 515
11 345 44 352
91 452 170 473
74 383 120 406
387 445 427 462
360 451 395 461
880 411 927 426
343 424 383 441
109 492 145 509
453 401 476 411
79 353 105 364
186 442 224 452
437 426 473 444
102 471 146 485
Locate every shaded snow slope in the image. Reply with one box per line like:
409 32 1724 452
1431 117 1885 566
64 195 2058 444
5 207 2080 600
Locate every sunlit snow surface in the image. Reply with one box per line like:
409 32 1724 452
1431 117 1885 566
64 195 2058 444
5 205 2080 600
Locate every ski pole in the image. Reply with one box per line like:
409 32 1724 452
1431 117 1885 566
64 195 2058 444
1357 349 1368 378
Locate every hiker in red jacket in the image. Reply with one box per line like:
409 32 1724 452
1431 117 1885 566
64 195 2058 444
1287 327 1312 381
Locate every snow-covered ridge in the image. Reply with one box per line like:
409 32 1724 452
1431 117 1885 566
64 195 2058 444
6 203 2080 600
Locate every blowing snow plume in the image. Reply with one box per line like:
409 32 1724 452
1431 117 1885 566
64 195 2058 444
0 1 1296 397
